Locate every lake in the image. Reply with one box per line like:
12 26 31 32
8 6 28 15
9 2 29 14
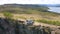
48 7 60 13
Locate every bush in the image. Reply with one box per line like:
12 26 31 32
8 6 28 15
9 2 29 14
3 12 13 19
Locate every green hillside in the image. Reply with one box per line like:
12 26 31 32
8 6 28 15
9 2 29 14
0 4 60 26
0 4 60 15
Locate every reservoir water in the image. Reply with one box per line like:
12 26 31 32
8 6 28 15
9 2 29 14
49 7 60 13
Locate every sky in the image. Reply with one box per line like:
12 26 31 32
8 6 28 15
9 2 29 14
0 0 60 5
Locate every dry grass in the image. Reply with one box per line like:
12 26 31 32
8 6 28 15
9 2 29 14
0 13 60 28
0 13 60 21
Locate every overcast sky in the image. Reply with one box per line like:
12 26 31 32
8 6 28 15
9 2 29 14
0 0 60 5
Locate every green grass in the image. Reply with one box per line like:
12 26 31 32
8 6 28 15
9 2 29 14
36 19 60 26
0 4 60 26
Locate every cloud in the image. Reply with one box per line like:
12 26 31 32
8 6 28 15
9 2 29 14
0 0 60 5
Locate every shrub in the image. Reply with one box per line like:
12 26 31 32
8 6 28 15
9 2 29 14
3 12 13 19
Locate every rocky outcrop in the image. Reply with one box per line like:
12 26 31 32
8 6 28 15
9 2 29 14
0 18 60 34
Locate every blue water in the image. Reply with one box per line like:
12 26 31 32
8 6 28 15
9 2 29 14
49 7 60 13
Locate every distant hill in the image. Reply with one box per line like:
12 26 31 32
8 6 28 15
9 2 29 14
0 4 60 15
1 4 60 7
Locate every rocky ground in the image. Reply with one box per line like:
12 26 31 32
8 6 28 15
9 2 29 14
0 18 60 34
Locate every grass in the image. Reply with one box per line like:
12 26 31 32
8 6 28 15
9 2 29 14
15 16 26 19
36 19 60 26
0 4 60 26
0 12 60 26
15 15 60 26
